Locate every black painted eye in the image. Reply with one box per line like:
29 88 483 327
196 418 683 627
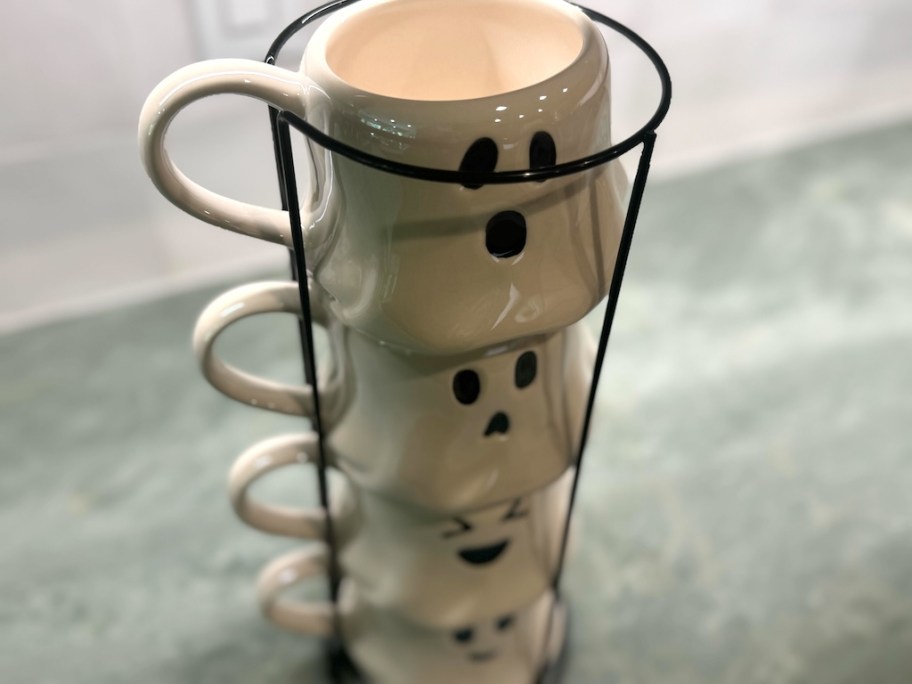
460 138 498 189
442 517 473 539
454 628 474 643
514 351 537 388
502 498 528 521
486 211 526 259
453 370 481 405
496 615 514 631
530 132 556 181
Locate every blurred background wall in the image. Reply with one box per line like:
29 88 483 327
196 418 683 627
2 0 911 333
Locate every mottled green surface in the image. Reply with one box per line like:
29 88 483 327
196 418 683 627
2 122 911 683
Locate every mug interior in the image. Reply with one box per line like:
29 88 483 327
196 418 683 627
324 0 585 101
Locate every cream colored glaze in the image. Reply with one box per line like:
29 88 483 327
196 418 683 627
310 161 626 355
230 432 573 627
196 280 595 512
227 433 330 539
324 0 584 100
191 281 347 422
258 565 566 684
328 319 594 511
139 0 627 355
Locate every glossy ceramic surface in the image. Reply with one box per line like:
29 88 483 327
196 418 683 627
328 319 593 511
139 0 627 355
191 280 347 420
196 280 594 512
258 560 565 684
147 2 619 672
230 431 573 627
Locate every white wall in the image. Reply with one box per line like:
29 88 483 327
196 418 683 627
2 0 911 332
608 0 912 174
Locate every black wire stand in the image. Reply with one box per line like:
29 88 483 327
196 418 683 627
262 1 671 681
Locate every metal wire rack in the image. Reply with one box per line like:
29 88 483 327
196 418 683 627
261 1 671 680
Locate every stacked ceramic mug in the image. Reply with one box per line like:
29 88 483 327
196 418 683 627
139 0 627 681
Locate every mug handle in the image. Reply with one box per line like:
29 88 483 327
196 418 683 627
257 546 334 636
228 433 328 539
193 280 345 421
138 59 307 248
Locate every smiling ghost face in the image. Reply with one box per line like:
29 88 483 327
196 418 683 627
443 497 528 566
337 470 574 629
328 322 592 512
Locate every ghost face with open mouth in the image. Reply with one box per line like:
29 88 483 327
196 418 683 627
199 279 595 513
301 0 626 357
327 319 595 512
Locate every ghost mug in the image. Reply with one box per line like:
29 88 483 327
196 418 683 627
258 552 567 684
139 0 627 355
229 431 575 627
194 280 594 512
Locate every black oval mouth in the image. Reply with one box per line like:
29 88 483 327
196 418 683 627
458 540 510 565
484 411 510 436
486 211 526 258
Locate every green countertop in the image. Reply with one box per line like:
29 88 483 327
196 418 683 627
2 121 911 683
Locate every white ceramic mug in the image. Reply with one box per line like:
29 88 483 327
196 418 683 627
140 0 627 355
195 280 595 511
229 432 573 627
258 553 566 684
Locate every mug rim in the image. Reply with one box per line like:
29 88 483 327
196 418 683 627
267 0 672 182
303 0 601 107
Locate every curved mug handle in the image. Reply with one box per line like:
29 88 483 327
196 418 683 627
193 280 345 421
228 432 330 539
138 59 311 247
257 546 334 636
